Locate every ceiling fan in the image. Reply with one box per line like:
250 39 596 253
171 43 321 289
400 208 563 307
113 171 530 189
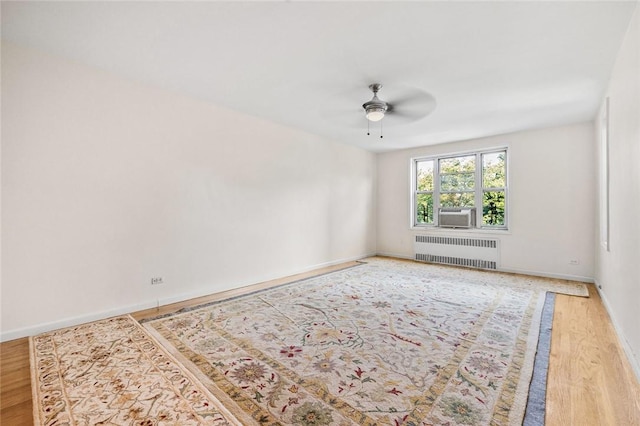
321 83 436 132
360 83 436 125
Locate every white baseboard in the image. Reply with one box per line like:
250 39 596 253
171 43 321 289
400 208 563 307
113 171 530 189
0 299 158 342
156 253 375 307
376 252 595 283
0 253 376 343
4 251 597 342
375 251 414 260
594 280 640 383
496 266 594 283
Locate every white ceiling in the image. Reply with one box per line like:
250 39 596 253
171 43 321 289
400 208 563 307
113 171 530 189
2 1 636 152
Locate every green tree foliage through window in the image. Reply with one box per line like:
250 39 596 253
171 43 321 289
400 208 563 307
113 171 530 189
440 155 475 208
416 160 434 224
482 152 506 226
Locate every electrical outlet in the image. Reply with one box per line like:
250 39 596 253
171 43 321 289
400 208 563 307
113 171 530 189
151 277 164 285
569 259 579 265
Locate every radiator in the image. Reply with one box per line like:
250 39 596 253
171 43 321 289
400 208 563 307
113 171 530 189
414 235 500 270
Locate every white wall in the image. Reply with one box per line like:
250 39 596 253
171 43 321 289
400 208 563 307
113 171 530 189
377 122 596 281
0 42 377 341
595 4 640 377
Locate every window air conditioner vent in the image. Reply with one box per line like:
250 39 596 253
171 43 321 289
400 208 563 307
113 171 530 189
438 208 476 229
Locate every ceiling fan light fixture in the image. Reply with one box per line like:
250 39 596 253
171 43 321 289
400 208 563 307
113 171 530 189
363 83 388 122
365 107 386 122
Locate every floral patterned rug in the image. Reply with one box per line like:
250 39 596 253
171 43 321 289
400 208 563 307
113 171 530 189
142 258 588 425
30 315 241 425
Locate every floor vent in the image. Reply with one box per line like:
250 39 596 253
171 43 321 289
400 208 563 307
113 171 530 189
414 235 499 270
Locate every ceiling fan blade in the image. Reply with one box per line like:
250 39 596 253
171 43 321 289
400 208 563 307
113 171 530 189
387 108 428 120
388 91 437 122
389 92 426 105
321 107 368 128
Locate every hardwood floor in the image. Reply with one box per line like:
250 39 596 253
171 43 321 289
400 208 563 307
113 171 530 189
546 284 640 425
0 338 32 425
2 260 639 425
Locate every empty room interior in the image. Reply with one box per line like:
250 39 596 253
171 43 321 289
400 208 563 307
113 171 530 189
1 1 639 425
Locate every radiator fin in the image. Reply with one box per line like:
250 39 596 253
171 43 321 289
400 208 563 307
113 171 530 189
415 253 497 270
415 235 497 248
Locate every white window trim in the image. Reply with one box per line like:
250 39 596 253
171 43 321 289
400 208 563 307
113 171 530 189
409 147 509 231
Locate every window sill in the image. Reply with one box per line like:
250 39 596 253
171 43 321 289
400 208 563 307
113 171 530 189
410 226 511 236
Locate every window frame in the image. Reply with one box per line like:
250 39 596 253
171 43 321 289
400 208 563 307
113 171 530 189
410 147 509 230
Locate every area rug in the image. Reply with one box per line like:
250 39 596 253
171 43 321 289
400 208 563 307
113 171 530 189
143 258 588 425
30 315 241 425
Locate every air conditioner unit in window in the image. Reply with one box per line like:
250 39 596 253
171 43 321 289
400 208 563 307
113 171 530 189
439 208 476 228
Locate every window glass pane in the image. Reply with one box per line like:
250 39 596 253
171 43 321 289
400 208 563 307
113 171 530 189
482 152 506 188
416 193 434 224
440 192 475 208
483 191 505 225
440 155 475 191
441 172 475 191
416 160 434 191
440 156 475 173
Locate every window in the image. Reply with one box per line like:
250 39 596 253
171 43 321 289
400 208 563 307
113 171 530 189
412 149 507 229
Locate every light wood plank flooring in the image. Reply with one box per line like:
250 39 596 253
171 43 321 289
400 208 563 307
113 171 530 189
2 260 639 425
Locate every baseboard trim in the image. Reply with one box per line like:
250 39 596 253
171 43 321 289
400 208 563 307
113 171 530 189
0 300 158 342
0 253 376 343
376 252 594 283
375 252 414 261
594 280 640 383
496 267 594 284
3 252 596 342
156 253 375 307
